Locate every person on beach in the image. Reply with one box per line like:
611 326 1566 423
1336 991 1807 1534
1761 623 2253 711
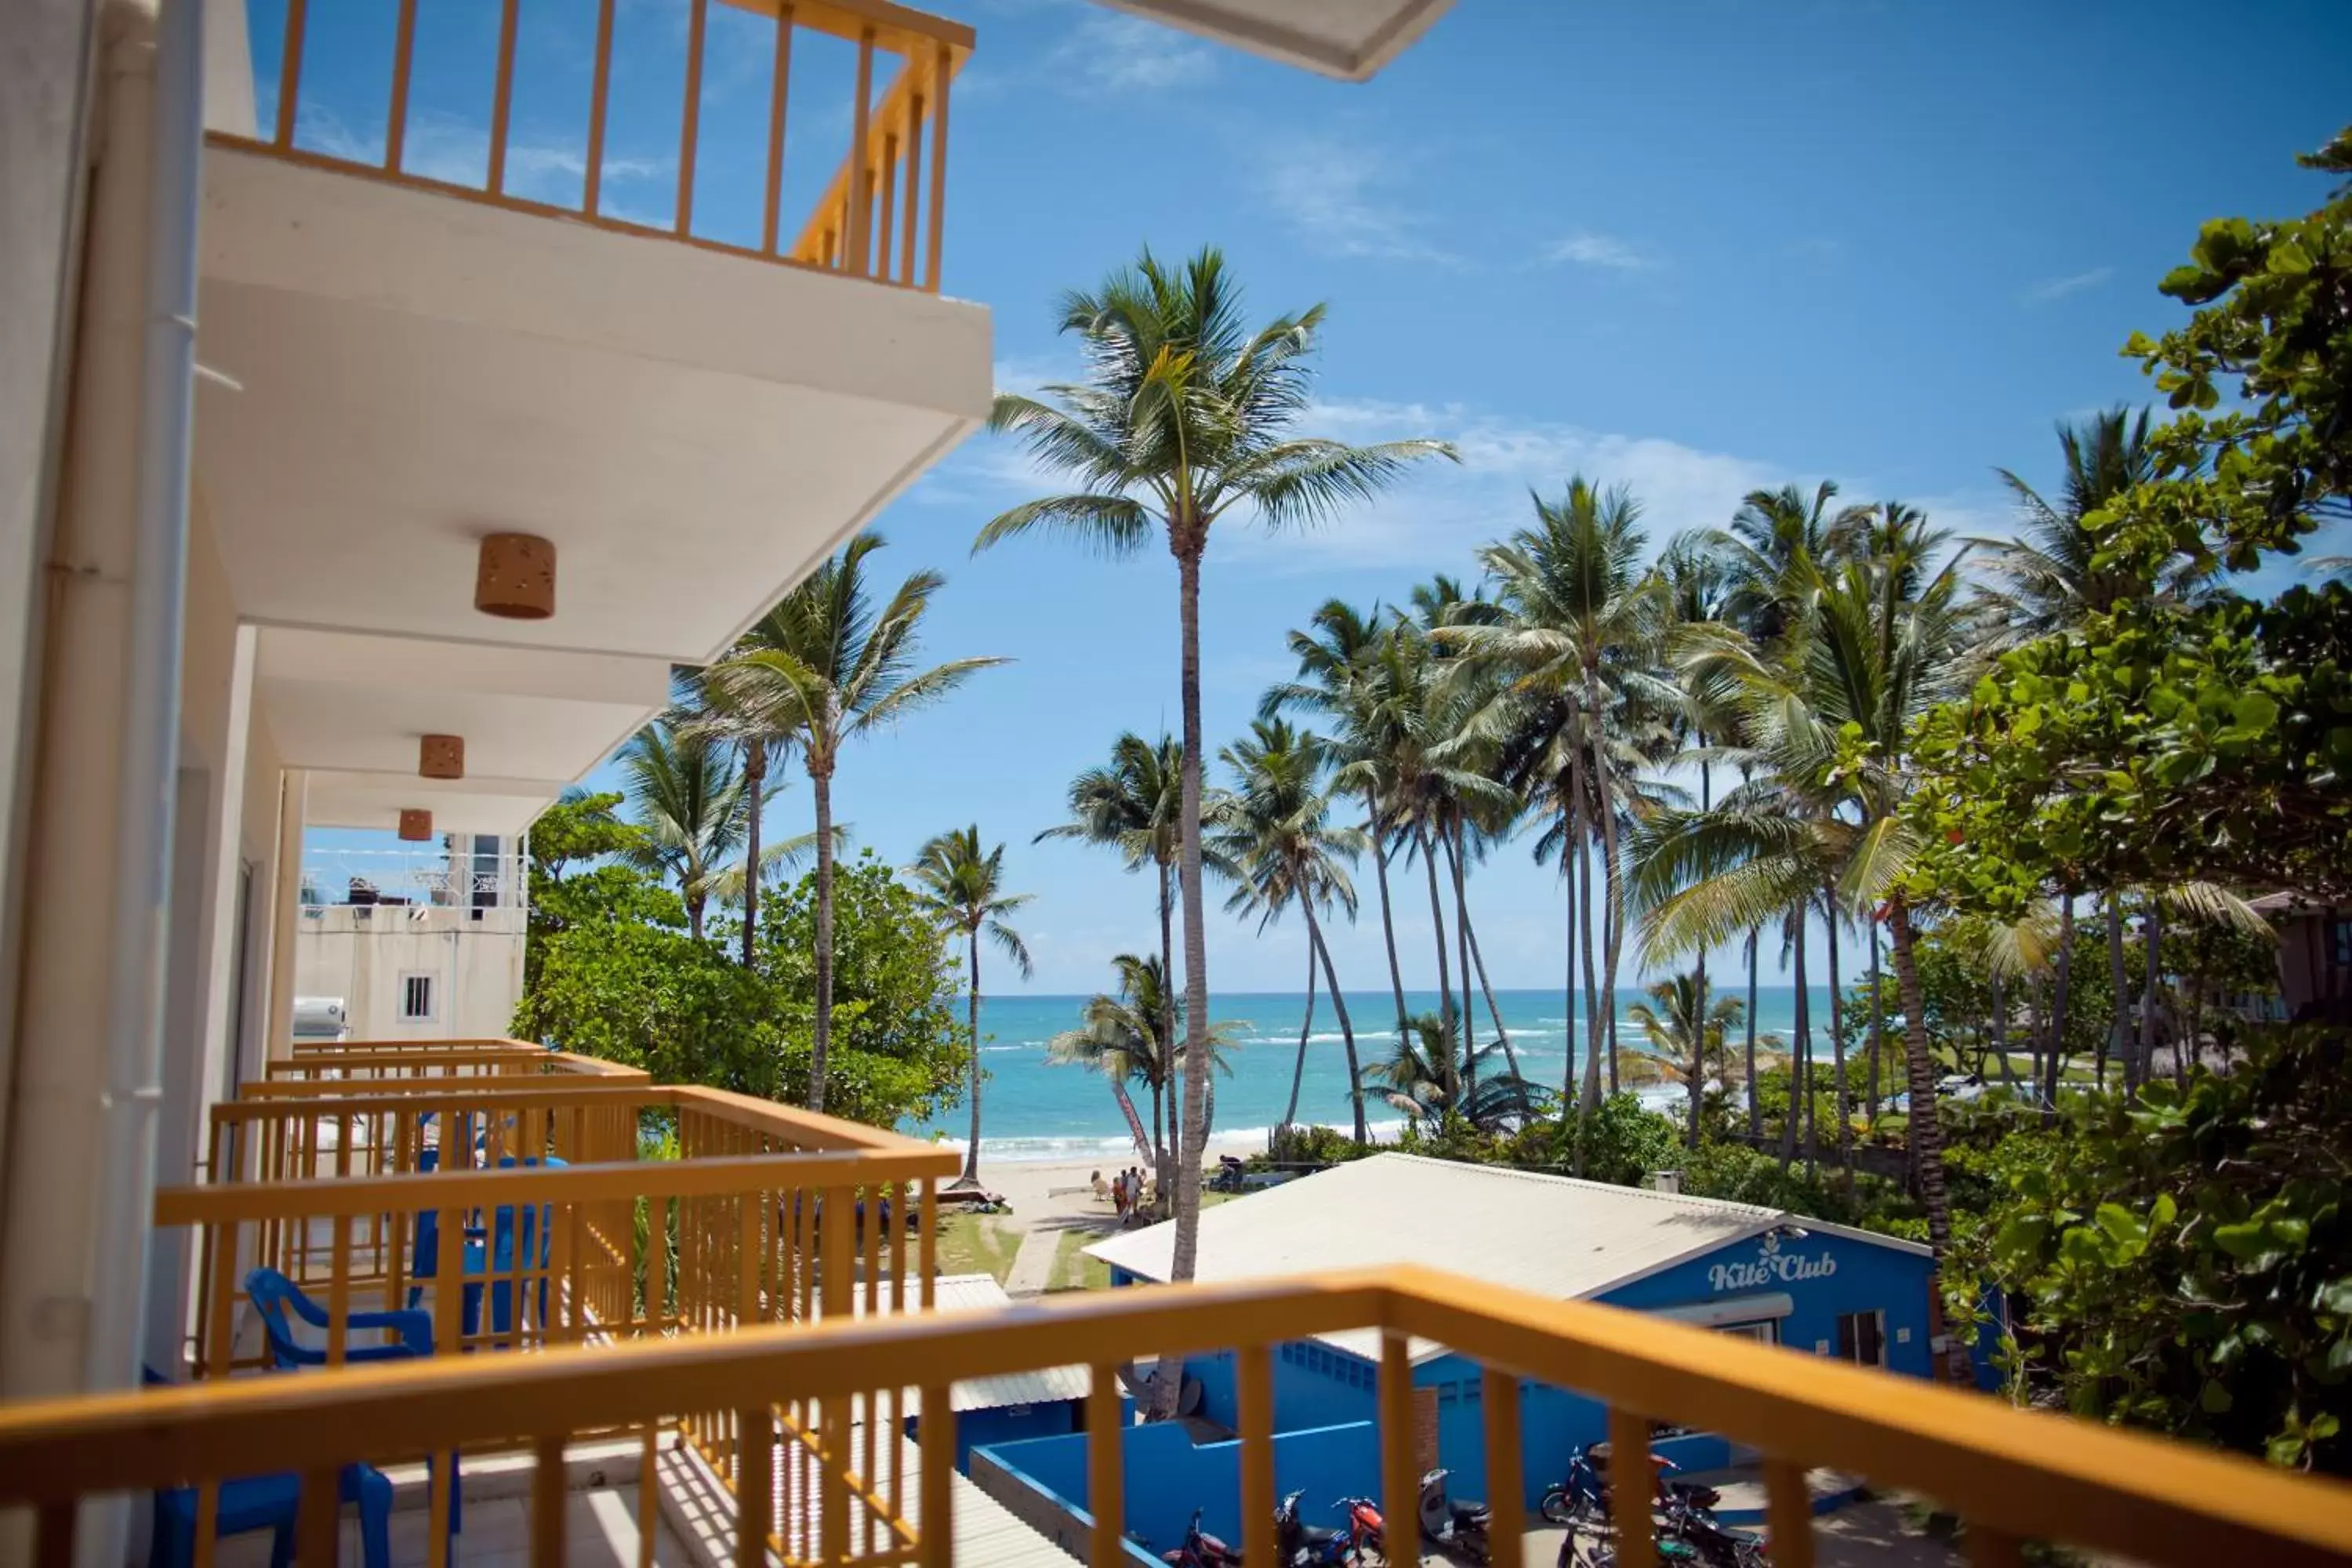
1091 1169 1109 1206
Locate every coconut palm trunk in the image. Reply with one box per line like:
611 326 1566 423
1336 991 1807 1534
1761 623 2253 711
1302 908 1367 1143
808 752 838 1110
1744 928 1761 1138
739 739 766 967
1562 811 1579 1113
1417 824 1455 1048
1867 924 1884 1122
1991 971 2017 1089
1449 825 1476 1103
2139 906 2162 1098
1584 666 1625 1099
1157 860 1177 1207
1573 777 1605 1173
1156 540 1211 1421
1886 891 1962 1380
1464 906 1521 1080
961 931 984 1182
1284 942 1317 1128
2044 895 2074 1123
1826 898 1851 1189
2101 893 2128 1091
1370 796 1409 1048
1784 908 1809 1171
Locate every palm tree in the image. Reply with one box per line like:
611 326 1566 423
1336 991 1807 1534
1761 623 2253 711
1637 554 1973 1356
1036 735 1234 1185
1264 601 1414 1055
978 247 1452 1398
1047 953 1174 1168
707 534 1004 1112
1975 408 2179 645
1626 973 1744 1130
617 716 750 942
1363 1011 1540 1133
1661 537 1736 1146
1439 478 1670 1160
1214 719 1369 1142
909 827 1033 1185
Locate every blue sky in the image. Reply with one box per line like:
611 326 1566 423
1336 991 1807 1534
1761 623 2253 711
285 0 2352 994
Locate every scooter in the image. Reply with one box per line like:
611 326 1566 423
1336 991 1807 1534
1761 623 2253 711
1162 1508 1243 1568
1334 1496 1384 1563
1274 1491 1355 1566
1541 1445 1719 1526
1417 1468 1491 1564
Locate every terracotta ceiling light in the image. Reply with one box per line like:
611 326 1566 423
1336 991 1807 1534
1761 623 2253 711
397 808 434 842
419 734 465 780
474 532 555 619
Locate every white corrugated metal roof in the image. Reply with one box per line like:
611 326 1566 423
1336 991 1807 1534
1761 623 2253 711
1083 1153 1922 1362
925 1274 1093 1412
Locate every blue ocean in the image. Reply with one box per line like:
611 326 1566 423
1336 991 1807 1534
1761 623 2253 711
910 985 1835 1160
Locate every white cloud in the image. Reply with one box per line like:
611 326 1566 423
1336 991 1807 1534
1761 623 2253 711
2023 266 2113 305
1544 230 1653 272
1256 136 1465 267
1221 399 1786 570
1051 12 1218 96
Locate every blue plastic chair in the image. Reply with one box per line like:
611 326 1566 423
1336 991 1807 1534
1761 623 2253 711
144 1367 392 1568
488 1154 563 1336
244 1269 463 1538
406 1147 488 1336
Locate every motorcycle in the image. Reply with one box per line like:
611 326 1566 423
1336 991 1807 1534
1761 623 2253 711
1334 1496 1385 1563
1541 1445 1719 1527
1416 1468 1491 1564
1162 1508 1243 1568
1274 1492 1357 1566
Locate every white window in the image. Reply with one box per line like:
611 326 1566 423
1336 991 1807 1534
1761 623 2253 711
398 972 436 1023
1836 1309 1887 1367
1716 1319 1779 1345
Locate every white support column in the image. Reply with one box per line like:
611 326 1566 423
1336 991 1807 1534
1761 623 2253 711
0 1 168 1405
263 766 307 1062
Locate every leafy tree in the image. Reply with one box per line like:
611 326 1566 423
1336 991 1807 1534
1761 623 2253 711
754 851 973 1127
978 245 1451 1413
1363 1011 1540 1133
908 826 1034 1184
1912 129 2352 910
707 535 1003 1111
1975 1028 2352 1473
1628 971 1744 1138
521 790 668 995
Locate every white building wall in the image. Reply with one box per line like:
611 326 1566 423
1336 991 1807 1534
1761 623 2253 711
293 904 527 1041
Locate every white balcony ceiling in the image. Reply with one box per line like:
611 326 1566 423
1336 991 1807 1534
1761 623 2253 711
1096 0 1451 79
194 147 993 670
257 628 673 835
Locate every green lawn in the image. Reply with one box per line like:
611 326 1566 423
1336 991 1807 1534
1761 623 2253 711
1046 1226 1112 1292
933 1212 1021 1283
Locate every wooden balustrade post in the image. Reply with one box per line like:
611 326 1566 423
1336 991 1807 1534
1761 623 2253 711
1380 1331 1420 1568
1087 1367 1125 1568
1481 1367 1524 1556
532 1434 568 1567
763 5 797 255
920 1385 954 1568
296 1469 339 1565
677 0 708 234
1237 1345 1276 1568
1764 1457 1816 1568
1609 1406 1657 1568
488 0 520 195
585 0 615 215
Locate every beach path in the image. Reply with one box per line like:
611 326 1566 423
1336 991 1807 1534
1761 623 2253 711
1001 1225 1062 1298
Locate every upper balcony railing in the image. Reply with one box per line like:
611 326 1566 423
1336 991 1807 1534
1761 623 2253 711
9 1269 2352 1568
252 1036 649 1094
228 0 971 291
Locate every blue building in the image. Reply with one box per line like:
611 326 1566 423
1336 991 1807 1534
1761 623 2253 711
901 1273 1093 1472
1076 1153 1940 1512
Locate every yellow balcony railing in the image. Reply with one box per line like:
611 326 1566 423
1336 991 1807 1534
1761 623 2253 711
255 1036 649 1093
222 0 971 291
177 1085 955 1373
9 1268 2352 1568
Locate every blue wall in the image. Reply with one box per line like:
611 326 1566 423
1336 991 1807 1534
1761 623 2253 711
1185 1344 1379 1435
1598 1228 1936 1381
976 1418 1382 1559
908 1401 1080 1475
1112 1223 1939 1516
